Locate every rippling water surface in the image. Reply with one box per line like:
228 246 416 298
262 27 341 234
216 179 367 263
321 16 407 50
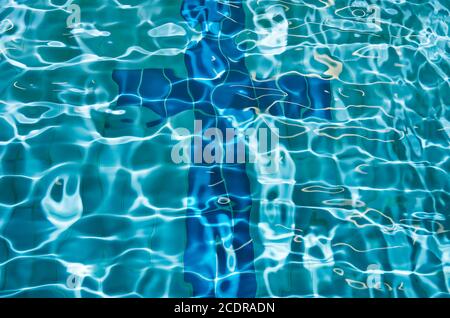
0 0 449 297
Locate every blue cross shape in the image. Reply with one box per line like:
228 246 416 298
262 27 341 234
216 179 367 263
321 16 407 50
112 0 331 297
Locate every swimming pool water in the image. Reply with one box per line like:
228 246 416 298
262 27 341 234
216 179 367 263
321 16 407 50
0 0 449 298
